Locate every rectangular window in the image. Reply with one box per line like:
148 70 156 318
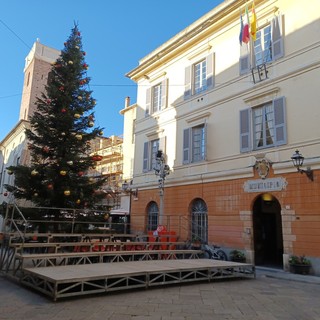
152 83 162 113
192 125 206 162
254 25 272 66
253 103 274 149
239 14 284 74
143 138 166 172
184 53 215 99
194 59 207 94
145 79 167 116
150 139 160 171
183 124 207 164
240 97 286 152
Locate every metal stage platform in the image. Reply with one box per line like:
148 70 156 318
20 259 255 301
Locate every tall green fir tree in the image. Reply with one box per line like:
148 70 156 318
6 24 106 215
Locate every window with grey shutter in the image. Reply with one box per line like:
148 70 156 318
183 128 190 164
240 54 250 75
145 88 151 117
184 66 191 100
272 14 284 61
143 142 149 172
159 136 166 155
203 122 207 161
273 96 286 146
240 108 251 152
206 53 215 90
160 79 168 109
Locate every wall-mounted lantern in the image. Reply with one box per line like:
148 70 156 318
291 150 313 181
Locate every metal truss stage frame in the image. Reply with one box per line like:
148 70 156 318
20 259 255 301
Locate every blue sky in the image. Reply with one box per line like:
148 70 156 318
0 0 223 141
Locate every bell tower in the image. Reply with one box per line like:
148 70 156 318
19 39 60 121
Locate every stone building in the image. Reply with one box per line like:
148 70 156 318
123 0 320 274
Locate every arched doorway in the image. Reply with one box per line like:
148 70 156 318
190 198 208 243
253 194 283 268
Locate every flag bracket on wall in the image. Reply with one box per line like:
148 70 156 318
251 63 268 84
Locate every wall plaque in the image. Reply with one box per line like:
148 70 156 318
243 177 287 193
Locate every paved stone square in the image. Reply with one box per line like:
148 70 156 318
0 270 320 320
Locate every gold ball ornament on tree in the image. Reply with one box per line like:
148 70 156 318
76 199 81 204
74 113 81 119
75 134 83 141
59 170 67 176
31 169 39 176
88 121 94 127
68 60 73 65
77 96 83 100
64 190 71 196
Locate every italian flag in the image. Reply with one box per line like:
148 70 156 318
242 4 250 44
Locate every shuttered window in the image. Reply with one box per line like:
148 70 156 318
184 53 215 99
145 79 168 117
142 137 166 172
240 96 286 152
183 124 207 164
239 14 284 74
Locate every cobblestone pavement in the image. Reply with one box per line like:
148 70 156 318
0 269 320 320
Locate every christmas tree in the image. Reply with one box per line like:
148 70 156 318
6 24 106 218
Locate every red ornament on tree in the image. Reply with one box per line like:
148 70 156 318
61 108 67 113
92 155 103 162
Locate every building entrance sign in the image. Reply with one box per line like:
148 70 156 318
243 177 287 193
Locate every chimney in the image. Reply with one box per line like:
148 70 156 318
125 96 130 108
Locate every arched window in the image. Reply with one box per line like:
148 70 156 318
191 198 208 243
147 202 158 231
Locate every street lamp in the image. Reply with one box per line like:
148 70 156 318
121 180 138 198
291 149 313 181
154 150 170 225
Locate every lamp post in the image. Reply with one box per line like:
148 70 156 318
154 150 170 225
